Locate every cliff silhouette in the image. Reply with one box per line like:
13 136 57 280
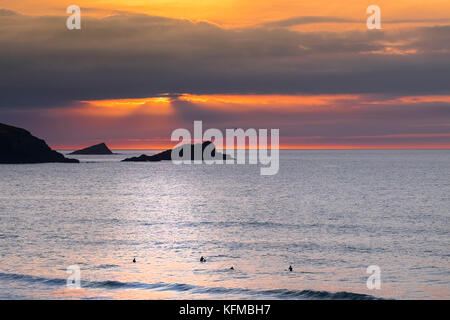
0 123 79 164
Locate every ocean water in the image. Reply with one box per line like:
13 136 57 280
0 150 448 300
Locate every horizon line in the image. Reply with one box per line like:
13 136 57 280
54 146 450 151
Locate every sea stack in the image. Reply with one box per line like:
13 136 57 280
0 122 79 164
122 141 230 162
69 143 114 155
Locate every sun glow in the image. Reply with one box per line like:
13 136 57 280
75 97 173 116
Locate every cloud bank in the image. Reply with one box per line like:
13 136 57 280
0 11 449 110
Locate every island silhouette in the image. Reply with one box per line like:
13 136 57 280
70 143 114 155
122 141 230 162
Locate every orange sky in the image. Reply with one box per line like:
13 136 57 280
3 0 450 28
76 94 450 117
45 94 450 150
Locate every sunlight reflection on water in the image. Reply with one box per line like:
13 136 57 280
0 150 449 299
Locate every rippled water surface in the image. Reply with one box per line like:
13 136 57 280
0 150 449 299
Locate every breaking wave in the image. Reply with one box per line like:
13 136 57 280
0 271 381 300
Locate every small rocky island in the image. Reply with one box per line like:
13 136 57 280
69 142 114 155
122 141 230 162
0 122 79 164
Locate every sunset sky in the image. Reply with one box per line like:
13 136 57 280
0 1 449 149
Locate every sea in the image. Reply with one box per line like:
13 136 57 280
0 150 448 299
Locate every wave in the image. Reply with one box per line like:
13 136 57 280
0 271 382 300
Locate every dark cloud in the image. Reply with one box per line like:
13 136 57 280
384 18 450 24
0 12 449 110
0 9 17 16
262 16 357 28
262 16 450 28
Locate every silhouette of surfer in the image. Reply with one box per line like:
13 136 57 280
133 258 136 263
200 256 206 263
288 265 293 272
